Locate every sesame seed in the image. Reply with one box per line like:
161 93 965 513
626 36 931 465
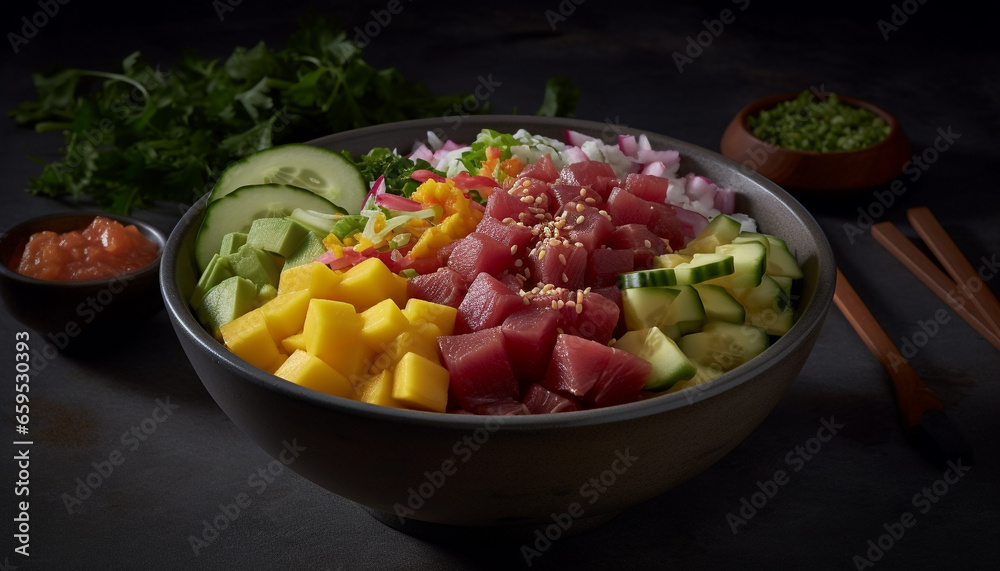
558 253 567 265
585 197 597 204
514 259 523 267
502 217 514 224
524 268 531 278
577 290 583 304
575 242 584 248
576 302 584 314
557 300 565 309
576 215 585 225
575 203 586 212
541 283 554 293
535 213 546 220
520 195 534 204
534 195 544 204
644 239 652 248
566 300 576 307
523 296 530 305
507 189 515 195
551 300 558 310
538 250 546 260
579 188 587 196
549 238 560 246
511 245 518 255
522 180 531 187
562 273 569 283
584 287 592 294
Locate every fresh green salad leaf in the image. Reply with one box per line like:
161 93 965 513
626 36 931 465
343 148 443 198
9 13 578 214
459 129 519 174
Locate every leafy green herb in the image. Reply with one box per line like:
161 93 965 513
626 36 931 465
10 13 578 214
343 147 442 198
747 91 891 152
536 77 580 118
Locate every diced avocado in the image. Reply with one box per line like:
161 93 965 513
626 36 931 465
246 217 309 258
257 283 279 306
227 244 280 292
197 276 258 339
679 214 742 254
283 231 328 271
219 232 248 257
614 327 697 391
191 254 234 310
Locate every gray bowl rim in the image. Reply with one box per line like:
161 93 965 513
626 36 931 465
0 210 166 287
161 115 836 432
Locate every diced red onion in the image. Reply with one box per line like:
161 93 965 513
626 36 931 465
640 161 667 177
617 134 639 158
562 146 588 164
409 144 433 162
375 192 423 212
565 129 597 147
637 134 652 151
669 205 710 238
686 175 718 202
410 169 446 183
715 186 736 214
363 175 386 208
440 140 463 151
636 149 680 170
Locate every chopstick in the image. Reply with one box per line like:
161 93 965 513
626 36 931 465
906 206 1000 337
871 221 1000 352
833 268 944 430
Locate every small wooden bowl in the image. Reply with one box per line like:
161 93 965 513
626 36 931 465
720 93 911 192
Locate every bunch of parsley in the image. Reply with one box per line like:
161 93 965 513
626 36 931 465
9 14 578 214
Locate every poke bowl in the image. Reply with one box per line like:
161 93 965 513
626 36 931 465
161 116 835 537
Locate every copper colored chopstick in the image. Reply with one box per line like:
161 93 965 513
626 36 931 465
907 206 1000 337
833 268 943 430
872 222 1000 352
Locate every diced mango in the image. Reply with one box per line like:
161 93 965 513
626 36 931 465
277 261 342 298
219 309 281 371
392 352 450 413
359 299 409 351
281 331 307 354
369 324 443 375
357 369 405 409
259 290 312 344
303 299 363 373
403 298 457 336
264 352 289 375
338 344 375 385
274 350 354 399
337 258 407 311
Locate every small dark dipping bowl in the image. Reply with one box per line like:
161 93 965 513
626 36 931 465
161 116 836 539
0 212 165 351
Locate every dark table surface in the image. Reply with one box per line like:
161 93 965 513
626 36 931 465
2 1 997 569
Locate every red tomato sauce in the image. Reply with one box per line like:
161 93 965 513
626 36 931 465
13 216 159 282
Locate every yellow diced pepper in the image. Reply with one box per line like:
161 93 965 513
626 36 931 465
260 289 312 344
403 299 457 336
337 257 407 311
359 298 409 351
357 369 405 409
274 350 355 399
303 299 362 373
219 309 281 371
277 261 341 299
393 352 450 413
281 331 307 354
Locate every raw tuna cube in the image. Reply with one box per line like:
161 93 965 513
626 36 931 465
563 201 615 252
528 240 587 290
485 188 530 222
456 273 526 333
623 173 670 203
561 290 620 346
608 224 667 269
522 384 581 414
586 248 634 288
607 188 684 249
501 309 560 389
476 215 534 251
583 345 652 408
518 154 559 183
548 184 603 214
559 161 617 198
447 232 512 282
407 267 468 308
438 328 520 410
497 272 524 293
591 285 626 338
474 400 530 416
509 178 555 218
436 239 460 266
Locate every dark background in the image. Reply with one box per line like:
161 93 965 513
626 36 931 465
1 1 997 569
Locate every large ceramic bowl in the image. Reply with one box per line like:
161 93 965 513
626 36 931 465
161 116 835 537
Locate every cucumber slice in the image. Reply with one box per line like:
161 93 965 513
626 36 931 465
702 242 766 289
678 320 769 372
732 232 771 259
622 285 705 339
693 283 746 324
195 183 345 272
618 253 734 289
614 327 697 391
763 234 804 279
653 253 692 269
208 144 367 214
679 214 741 254
729 275 789 312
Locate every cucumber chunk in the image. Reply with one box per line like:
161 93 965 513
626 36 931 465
679 214 742 254
729 274 789 313
678 320 769 373
618 253 734 289
208 144 367 214
763 234 804 279
614 327 697 391
702 242 766 289
194 183 345 272
622 285 705 339
693 284 746 324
